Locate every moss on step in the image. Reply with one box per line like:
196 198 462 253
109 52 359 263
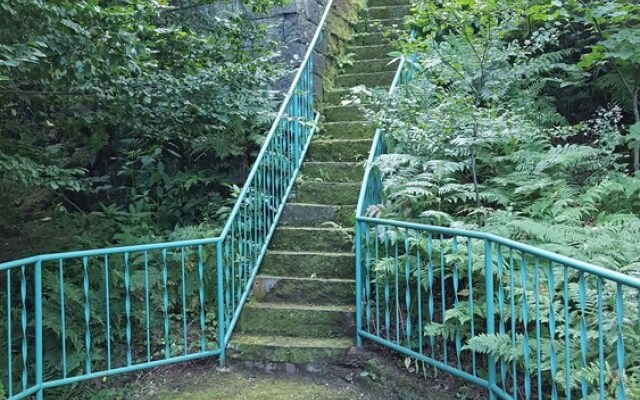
262 251 354 278
364 5 410 20
294 181 361 205
323 104 366 122
271 226 354 252
335 71 395 88
344 58 400 73
229 335 352 364
354 18 405 33
252 276 355 305
368 0 411 6
237 303 355 338
302 161 364 181
307 139 372 162
280 203 355 227
348 44 396 61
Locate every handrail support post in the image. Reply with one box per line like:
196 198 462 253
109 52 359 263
484 239 497 400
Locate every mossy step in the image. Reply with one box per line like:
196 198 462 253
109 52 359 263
364 5 410 20
307 139 372 162
237 303 355 338
229 334 353 364
294 181 361 205
348 44 396 61
302 161 364 182
324 88 352 104
368 0 411 7
262 251 354 278
344 58 400 74
335 71 395 88
280 204 355 227
271 227 354 252
351 32 388 46
323 104 365 122
318 122 372 140
355 18 405 33
251 276 355 305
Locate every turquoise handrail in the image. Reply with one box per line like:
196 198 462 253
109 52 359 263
355 43 640 399
0 1 334 398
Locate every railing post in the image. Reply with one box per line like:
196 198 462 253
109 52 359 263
34 260 43 400
216 241 226 367
484 239 497 400
355 221 363 347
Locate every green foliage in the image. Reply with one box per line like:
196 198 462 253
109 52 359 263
359 0 640 396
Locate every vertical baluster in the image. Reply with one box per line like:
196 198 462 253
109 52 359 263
534 257 541 399
59 260 67 378
384 227 390 340
6 270 12 397
521 253 531 399
416 232 423 355
404 231 411 346
144 251 151 362
509 249 516 398
231 222 236 313
469 239 476 376
181 247 188 355
579 272 588 398
21 265 27 390
597 278 604 399
162 249 170 359
104 255 111 370
82 257 92 374
124 253 132 366
225 240 231 327
198 245 206 352
427 232 435 364
452 236 461 370
495 245 505 386
439 234 446 365
615 284 625 399
365 224 372 331
34 261 42 400
563 266 571 400
547 262 558 400
375 226 381 336
484 240 496 400
394 236 400 345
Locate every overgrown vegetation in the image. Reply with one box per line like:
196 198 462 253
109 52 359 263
358 0 640 397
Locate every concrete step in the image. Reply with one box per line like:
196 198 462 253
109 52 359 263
302 161 364 182
294 181 361 205
335 71 395 88
319 122 373 140
236 303 355 338
344 58 400 74
307 139 372 162
323 104 365 122
262 251 354 278
271 227 354 252
252 276 355 305
324 88 352 104
368 0 411 7
280 204 355 227
364 5 410 20
229 334 353 364
348 44 396 61
351 32 389 46
355 18 405 33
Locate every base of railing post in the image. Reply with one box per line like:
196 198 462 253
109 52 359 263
218 352 226 368
355 222 363 348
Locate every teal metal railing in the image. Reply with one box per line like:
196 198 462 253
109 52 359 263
0 2 334 398
355 49 640 399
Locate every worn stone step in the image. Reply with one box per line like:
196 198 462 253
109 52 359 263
229 334 353 364
236 303 355 338
307 139 371 162
319 122 372 140
280 204 355 227
368 0 411 6
344 58 400 74
271 227 354 252
365 5 410 20
324 88 352 104
302 161 364 182
351 32 388 46
355 18 405 33
294 181 361 205
262 251 354 278
323 104 365 122
335 71 395 88
252 276 355 305
348 44 396 61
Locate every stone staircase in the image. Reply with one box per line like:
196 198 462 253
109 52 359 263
229 0 410 366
